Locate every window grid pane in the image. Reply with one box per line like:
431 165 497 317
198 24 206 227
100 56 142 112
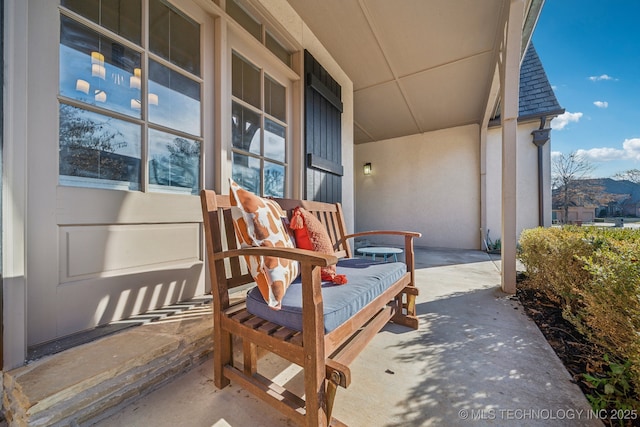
232 52 261 109
264 118 285 163
60 16 142 119
149 0 201 76
61 0 142 44
226 1 293 71
231 54 287 197
264 161 284 197
232 101 261 155
149 59 201 136
264 74 286 122
59 104 141 190
227 0 261 42
266 32 291 67
148 128 201 195
59 1 203 194
232 152 261 195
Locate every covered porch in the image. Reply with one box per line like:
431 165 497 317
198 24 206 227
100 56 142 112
2 0 567 423
3 0 547 367
3 249 597 426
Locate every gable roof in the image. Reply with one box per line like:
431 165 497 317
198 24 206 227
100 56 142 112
518 43 564 120
489 42 564 126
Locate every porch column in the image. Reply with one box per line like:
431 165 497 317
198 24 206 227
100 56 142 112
501 0 524 294
3 0 29 368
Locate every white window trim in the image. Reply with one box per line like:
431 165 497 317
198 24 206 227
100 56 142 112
225 25 300 197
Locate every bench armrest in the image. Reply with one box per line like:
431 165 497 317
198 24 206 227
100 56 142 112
342 230 422 241
339 230 421 251
214 246 338 267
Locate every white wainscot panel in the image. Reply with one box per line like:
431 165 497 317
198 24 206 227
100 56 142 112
59 223 201 282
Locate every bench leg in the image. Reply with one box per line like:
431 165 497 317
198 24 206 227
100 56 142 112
391 287 420 330
407 292 417 316
214 328 232 388
243 339 257 376
326 372 340 422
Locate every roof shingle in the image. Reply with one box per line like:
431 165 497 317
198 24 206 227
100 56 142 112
519 43 564 119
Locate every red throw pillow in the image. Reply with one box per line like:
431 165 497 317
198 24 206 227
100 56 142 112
290 207 347 285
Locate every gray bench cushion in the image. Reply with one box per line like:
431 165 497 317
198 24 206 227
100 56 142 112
246 258 407 333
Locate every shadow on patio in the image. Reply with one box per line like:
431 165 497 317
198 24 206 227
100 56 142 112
90 248 599 427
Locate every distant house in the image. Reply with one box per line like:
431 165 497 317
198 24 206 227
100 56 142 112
553 178 640 220
596 178 640 217
553 205 598 224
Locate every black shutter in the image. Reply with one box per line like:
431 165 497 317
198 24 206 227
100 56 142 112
304 50 343 203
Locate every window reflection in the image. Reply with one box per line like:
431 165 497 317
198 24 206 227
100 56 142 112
264 119 285 162
264 161 284 197
227 0 261 42
149 0 200 76
60 16 142 118
232 52 260 109
232 102 260 154
59 104 141 190
61 0 142 44
148 129 200 195
265 75 286 122
265 32 291 67
232 152 261 195
149 60 201 136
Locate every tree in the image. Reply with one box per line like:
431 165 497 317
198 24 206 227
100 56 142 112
149 137 200 192
614 169 640 184
59 104 130 180
552 152 596 223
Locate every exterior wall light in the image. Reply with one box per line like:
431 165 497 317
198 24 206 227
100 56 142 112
363 163 372 175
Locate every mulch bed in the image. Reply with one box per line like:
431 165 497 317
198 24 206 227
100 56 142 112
516 286 599 387
516 284 640 427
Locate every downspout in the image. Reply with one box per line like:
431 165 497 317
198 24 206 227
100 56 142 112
531 116 550 227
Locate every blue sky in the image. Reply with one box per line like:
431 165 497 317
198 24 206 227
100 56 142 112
532 0 640 178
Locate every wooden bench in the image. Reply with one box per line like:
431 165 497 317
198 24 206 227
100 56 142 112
200 190 421 426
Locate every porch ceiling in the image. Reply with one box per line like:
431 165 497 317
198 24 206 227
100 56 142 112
286 0 509 144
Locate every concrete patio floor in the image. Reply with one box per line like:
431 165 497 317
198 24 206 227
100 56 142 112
94 248 601 427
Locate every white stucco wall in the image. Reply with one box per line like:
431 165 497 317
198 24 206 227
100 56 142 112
485 120 551 245
354 124 481 249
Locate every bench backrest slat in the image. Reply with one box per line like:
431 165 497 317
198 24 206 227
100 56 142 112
201 190 353 309
222 208 244 279
274 197 352 258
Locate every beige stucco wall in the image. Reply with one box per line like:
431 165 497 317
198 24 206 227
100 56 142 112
3 0 355 366
485 121 551 245
354 124 481 249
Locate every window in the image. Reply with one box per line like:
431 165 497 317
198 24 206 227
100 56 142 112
226 0 292 67
59 0 203 195
231 52 287 197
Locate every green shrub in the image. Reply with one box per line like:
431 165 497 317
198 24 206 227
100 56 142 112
583 355 638 414
518 226 592 311
518 226 640 410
